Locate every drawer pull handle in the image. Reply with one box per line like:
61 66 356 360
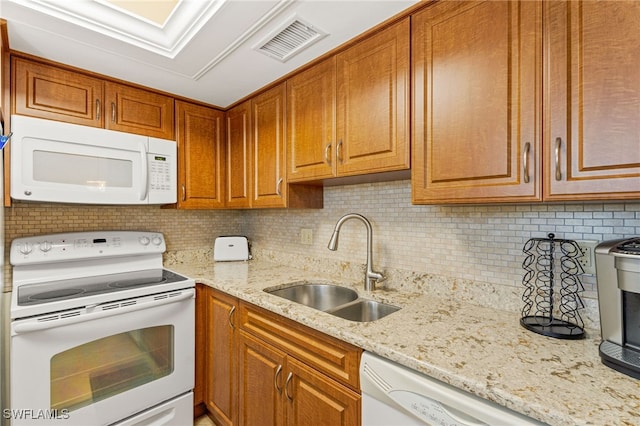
523 142 531 184
181 184 186 202
324 143 332 166
555 137 562 181
285 372 294 401
337 140 343 163
228 306 236 329
96 99 101 121
276 177 283 197
111 102 116 123
274 365 283 394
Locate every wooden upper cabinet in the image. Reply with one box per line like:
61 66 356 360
286 57 336 182
286 18 410 183
251 84 287 208
412 1 542 204
105 82 174 140
336 17 410 177
12 57 175 139
226 100 252 208
176 100 225 209
544 0 640 201
12 57 104 127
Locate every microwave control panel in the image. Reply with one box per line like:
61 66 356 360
149 155 172 192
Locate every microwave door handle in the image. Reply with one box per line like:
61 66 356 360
140 141 149 201
11 290 194 335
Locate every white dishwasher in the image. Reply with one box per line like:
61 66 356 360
360 352 546 426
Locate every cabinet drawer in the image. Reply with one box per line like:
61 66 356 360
239 302 361 391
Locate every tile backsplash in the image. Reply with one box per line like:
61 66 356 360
4 180 640 329
242 180 640 329
3 202 243 290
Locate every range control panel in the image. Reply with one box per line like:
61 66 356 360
10 231 166 265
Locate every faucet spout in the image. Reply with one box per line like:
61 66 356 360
327 213 385 292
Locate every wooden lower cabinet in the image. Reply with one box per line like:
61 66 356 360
237 302 361 426
285 357 361 426
205 288 239 426
200 288 361 426
194 284 207 417
237 330 360 426
237 330 285 426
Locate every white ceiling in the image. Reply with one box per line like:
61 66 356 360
0 0 420 108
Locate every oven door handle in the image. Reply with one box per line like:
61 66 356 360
12 289 194 335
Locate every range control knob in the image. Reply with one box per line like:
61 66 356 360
152 236 163 246
19 243 33 255
39 241 53 252
139 236 151 246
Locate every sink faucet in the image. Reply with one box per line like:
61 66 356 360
327 213 385 292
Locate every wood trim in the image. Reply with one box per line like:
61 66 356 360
1 20 11 207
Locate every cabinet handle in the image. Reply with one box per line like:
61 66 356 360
337 140 343 163
555 137 562 181
111 102 116 123
228 305 236 330
274 365 283 394
96 99 101 121
181 184 186 202
276 177 283 197
324 143 332 166
285 372 294 401
523 142 531 184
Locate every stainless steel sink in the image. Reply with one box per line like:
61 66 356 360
265 283 359 311
326 299 400 322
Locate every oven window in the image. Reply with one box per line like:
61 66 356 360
50 326 174 411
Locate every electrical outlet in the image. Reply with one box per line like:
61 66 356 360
300 228 313 245
576 240 598 275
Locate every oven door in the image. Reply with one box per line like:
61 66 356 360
9 288 194 426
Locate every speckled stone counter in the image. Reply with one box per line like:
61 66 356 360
166 258 640 426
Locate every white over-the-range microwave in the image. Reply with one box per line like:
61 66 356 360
10 115 177 205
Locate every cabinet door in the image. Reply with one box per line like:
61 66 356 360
285 358 360 426
544 1 640 201
12 57 104 127
194 284 207 415
206 289 238 426
336 18 410 177
412 1 541 204
226 100 252 208
237 331 286 426
176 101 225 209
105 82 174 139
286 57 336 182
251 84 287 208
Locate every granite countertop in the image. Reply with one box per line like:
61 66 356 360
166 258 640 426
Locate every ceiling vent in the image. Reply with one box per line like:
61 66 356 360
254 16 327 62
